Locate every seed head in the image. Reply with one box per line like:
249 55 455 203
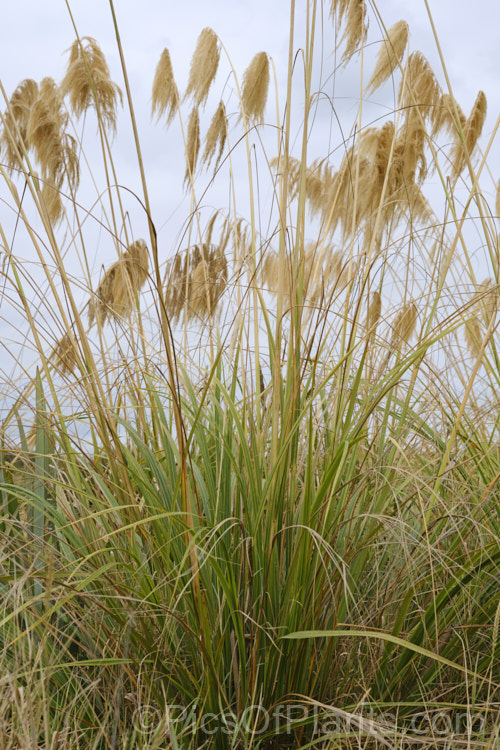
51 332 78 375
202 100 227 172
0 79 39 169
399 52 441 118
241 52 269 124
184 28 220 108
431 93 466 138
152 48 179 125
341 0 369 66
464 317 482 358
89 239 149 327
164 243 227 322
184 107 200 188
451 90 487 176
61 37 122 132
390 302 417 349
367 291 382 331
27 78 66 178
367 20 408 94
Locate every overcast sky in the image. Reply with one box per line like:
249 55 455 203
0 0 498 392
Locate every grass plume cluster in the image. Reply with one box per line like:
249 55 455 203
0 2 499 749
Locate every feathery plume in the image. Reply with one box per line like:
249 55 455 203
164 243 227 322
152 48 179 125
399 52 441 118
464 317 483 358
367 20 409 94
431 93 466 138
451 90 487 176
390 302 417 349
51 332 78 375
329 0 351 25
202 100 227 171
204 212 219 247
89 239 149 327
476 278 497 323
240 52 269 124
394 110 426 185
367 291 382 331
340 0 368 66
184 107 200 187
184 28 220 108
261 251 279 292
61 37 122 132
27 78 66 178
374 121 395 188
0 79 39 169
41 181 63 224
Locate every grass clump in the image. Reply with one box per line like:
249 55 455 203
0 1 499 748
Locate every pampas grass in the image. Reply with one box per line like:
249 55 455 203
451 89 487 175
399 50 441 117
184 106 200 187
390 301 418 348
151 48 179 125
367 19 409 94
0 78 39 169
88 238 149 326
1 3 499 749
61 36 122 131
184 27 220 108
202 100 227 171
240 51 269 124
164 242 228 322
